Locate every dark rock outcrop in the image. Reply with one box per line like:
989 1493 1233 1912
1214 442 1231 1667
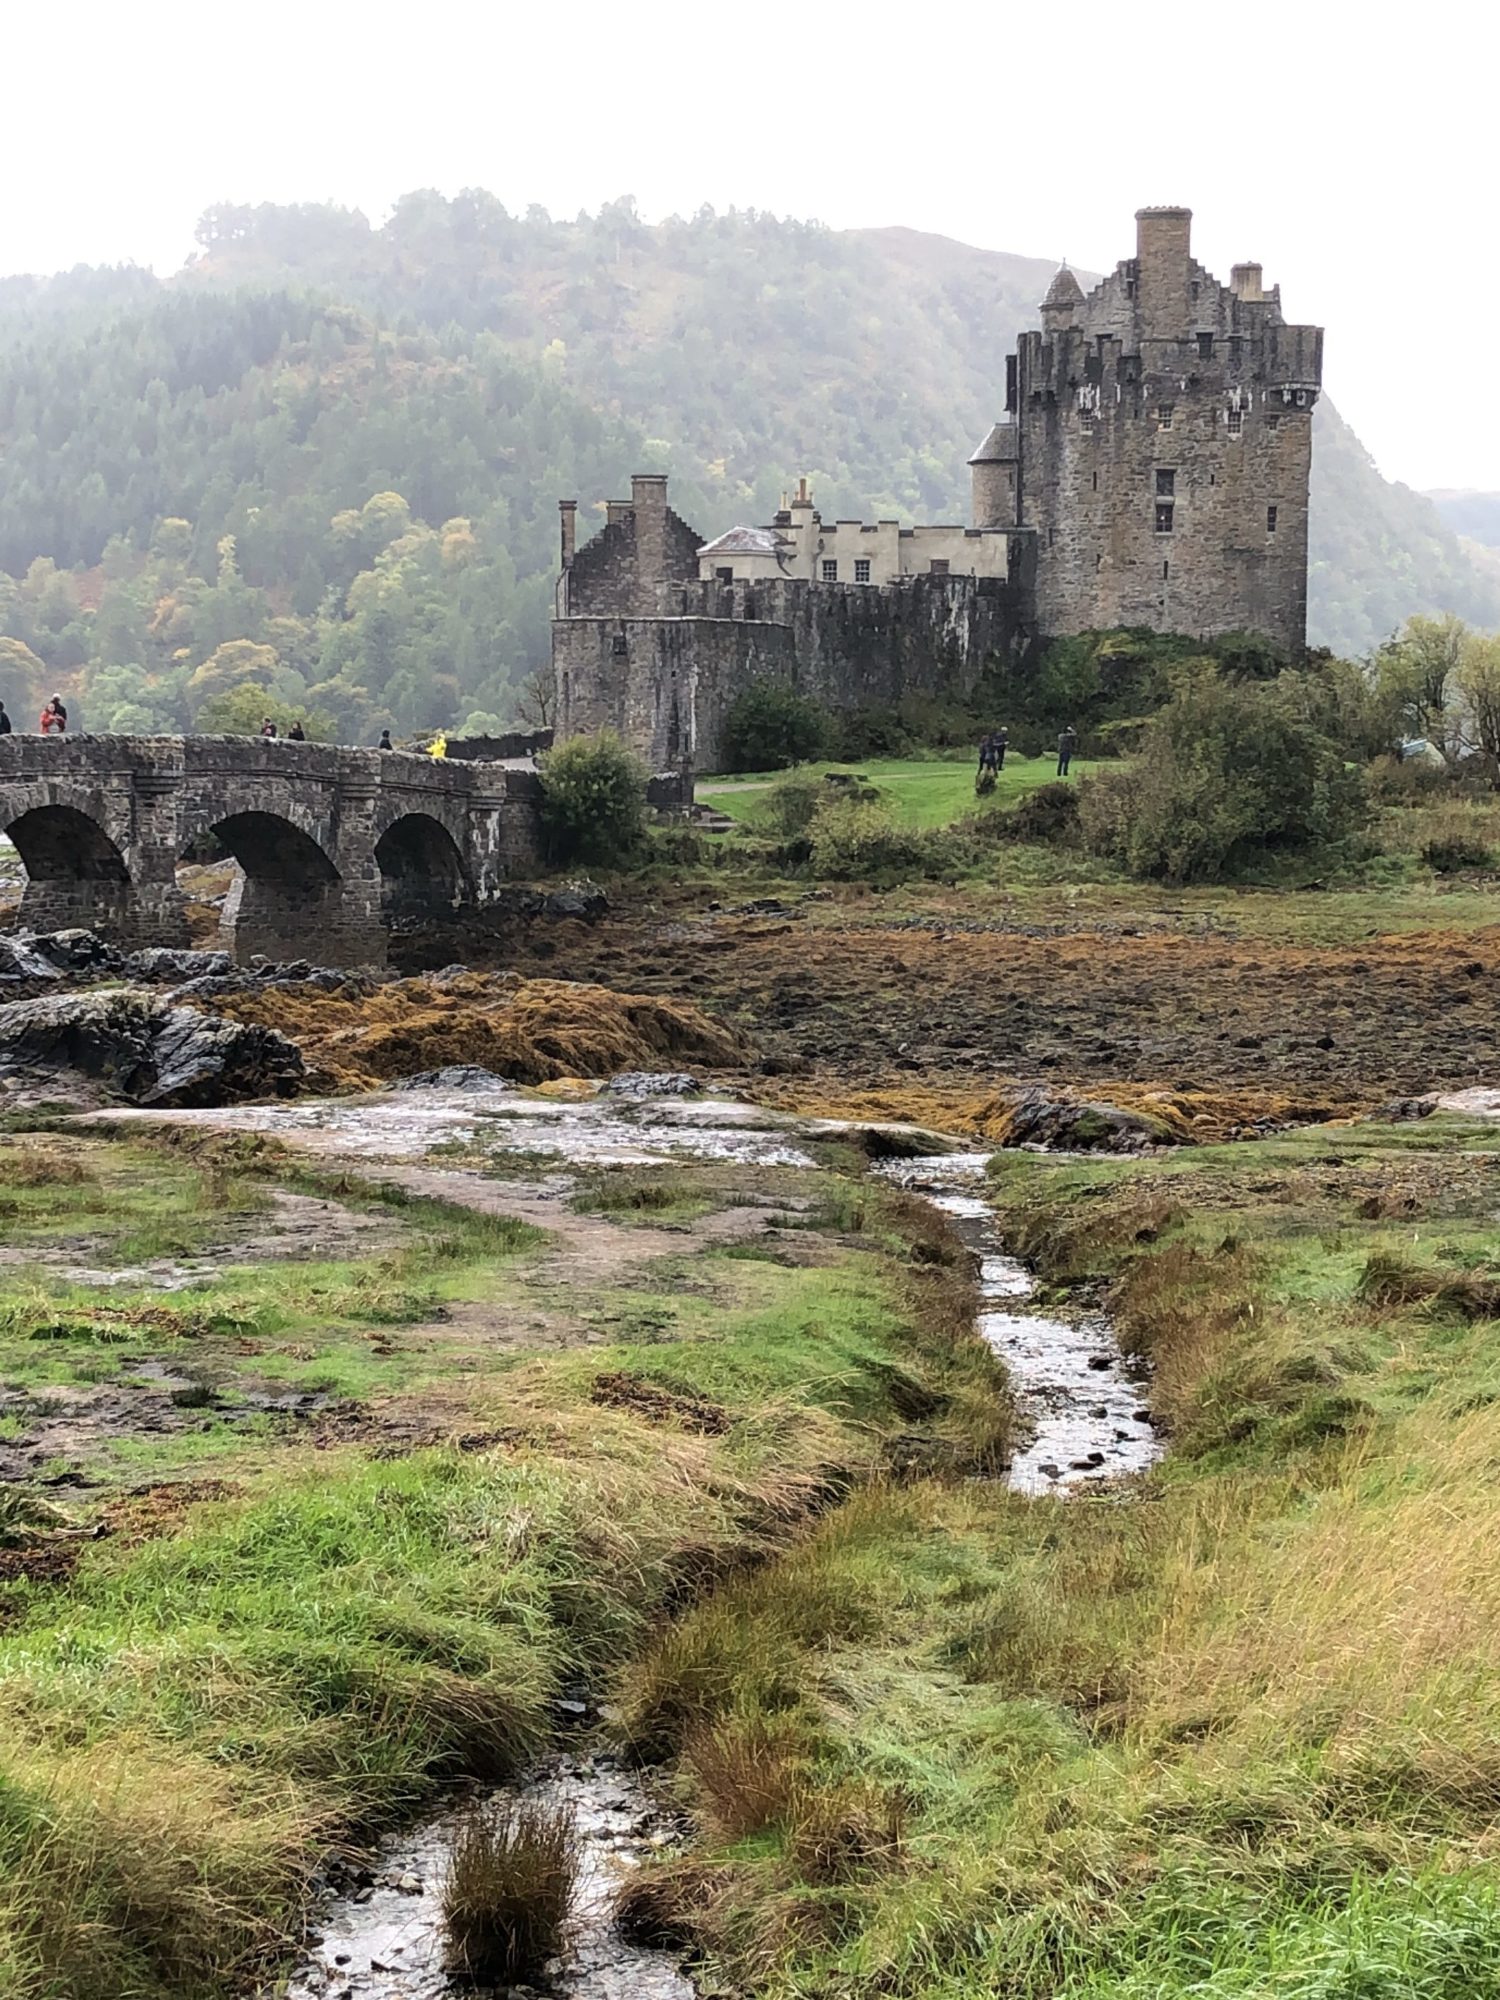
1000 1092 1178 1154
0 989 304 1107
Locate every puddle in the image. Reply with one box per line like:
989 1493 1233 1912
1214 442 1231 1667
281 1756 691 2000
877 1153 1158 1494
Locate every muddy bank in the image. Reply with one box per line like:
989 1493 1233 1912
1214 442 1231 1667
443 900 1500 1106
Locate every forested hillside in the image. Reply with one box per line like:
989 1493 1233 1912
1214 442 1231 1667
0 194 1495 734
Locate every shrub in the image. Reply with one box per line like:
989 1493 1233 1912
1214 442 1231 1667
538 731 648 865
1006 780 1081 845
442 1797 578 1984
719 682 833 772
808 798 933 880
1078 671 1368 883
1421 816 1494 873
763 768 827 837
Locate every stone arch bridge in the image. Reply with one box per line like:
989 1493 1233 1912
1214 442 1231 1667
0 735 545 967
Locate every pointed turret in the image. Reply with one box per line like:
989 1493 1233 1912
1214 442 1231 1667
1041 263 1084 329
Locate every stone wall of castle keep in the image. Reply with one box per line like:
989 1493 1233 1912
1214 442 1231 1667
0 734 546 968
554 568 1031 772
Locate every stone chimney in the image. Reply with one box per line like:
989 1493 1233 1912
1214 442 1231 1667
630 474 671 605
1134 205 1193 336
1231 262 1265 302
559 499 577 569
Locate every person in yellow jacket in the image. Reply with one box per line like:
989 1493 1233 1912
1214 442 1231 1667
429 732 447 759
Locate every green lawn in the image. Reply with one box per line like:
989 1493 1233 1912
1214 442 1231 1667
698 753 1101 830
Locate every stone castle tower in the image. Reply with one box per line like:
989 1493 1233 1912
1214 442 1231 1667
970 206 1323 652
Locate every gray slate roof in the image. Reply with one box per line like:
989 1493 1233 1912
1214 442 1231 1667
698 525 785 557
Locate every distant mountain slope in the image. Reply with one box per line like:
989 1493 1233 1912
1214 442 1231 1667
0 196 1495 736
1428 489 1500 550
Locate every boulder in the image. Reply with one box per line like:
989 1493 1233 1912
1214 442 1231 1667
544 882 608 922
0 934 66 982
123 947 233 983
0 989 304 1107
999 1091 1178 1154
393 1065 512 1093
603 1071 700 1099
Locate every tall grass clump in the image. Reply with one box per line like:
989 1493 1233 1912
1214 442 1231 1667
443 1797 578 1983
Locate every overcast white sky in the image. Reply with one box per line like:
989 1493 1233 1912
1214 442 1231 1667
3 0 1493 492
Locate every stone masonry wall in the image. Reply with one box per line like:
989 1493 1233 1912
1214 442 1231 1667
555 568 1030 772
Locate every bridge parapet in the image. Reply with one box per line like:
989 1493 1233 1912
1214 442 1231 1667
0 735 544 967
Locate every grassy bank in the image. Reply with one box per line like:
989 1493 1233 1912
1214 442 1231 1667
697 752 1100 831
620 1115 1500 1997
0 1124 1006 1998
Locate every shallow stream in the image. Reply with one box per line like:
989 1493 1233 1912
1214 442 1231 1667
187 1080 1159 1997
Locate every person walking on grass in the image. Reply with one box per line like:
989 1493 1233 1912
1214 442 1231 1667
993 724 1009 771
1056 724 1078 778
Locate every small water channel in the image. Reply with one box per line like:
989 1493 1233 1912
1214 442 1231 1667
876 1152 1159 1492
214 1081 1158 1997
284 1755 691 2000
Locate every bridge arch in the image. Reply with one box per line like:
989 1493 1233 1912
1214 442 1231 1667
374 811 470 922
201 809 351 965
207 811 340 890
2 800 137 937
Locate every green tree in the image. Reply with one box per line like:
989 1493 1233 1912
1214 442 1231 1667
1375 614 1467 753
1078 670 1368 883
718 681 833 773
538 731 647 864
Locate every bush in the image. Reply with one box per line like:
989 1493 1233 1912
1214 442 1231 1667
1006 780 1081 845
442 1797 578 1983
1078 670 1368 883
718 682 833 772
808 798 934 880
763 768 827 837
538 731 648 865
1421 817 1494 873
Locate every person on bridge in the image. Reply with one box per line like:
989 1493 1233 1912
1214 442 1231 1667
0 702 10 735
287 720 306 741
260 716 279 739
377 728 394 751
40 696 66 734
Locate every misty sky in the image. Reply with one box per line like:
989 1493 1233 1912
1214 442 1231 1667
7 0 1494 493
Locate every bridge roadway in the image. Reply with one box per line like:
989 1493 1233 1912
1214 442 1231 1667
0 734 545 968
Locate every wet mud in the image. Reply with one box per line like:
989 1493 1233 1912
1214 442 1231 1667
460 904 1500 1107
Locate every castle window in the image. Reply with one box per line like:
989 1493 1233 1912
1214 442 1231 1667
1092 471 1098 491
1267 506 1278 533
1156 468 1176 497
929 558 950 575
821 559 837 582
1156 405 1174 431
1198 332 1213 360
611 633 628 656
1190 281 1200 302
855 558 871 584
1266 415 1280 433
1155 502 1174 534
1163 559 1170 580
715 566 733 584
1227 408 1244 437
